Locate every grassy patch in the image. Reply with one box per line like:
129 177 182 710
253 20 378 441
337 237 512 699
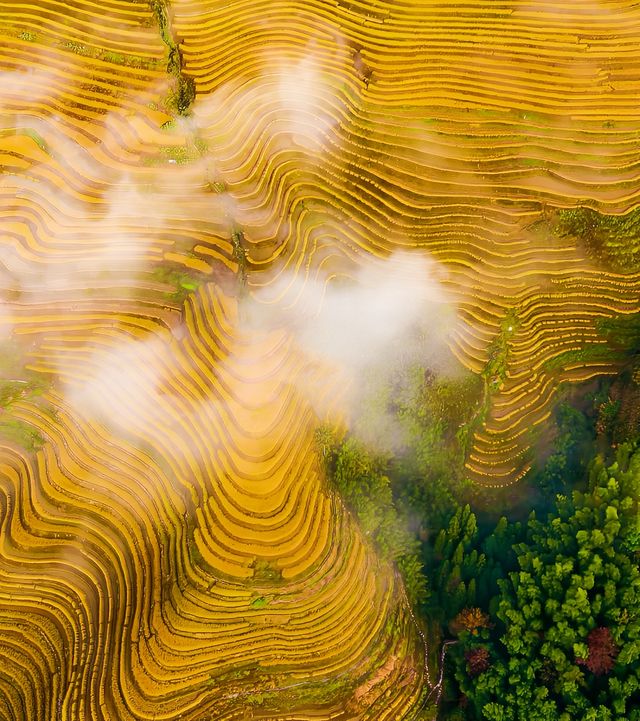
57 37 161 69
0 418 44 452
280 676 352 706
0 380 36 407
251 559 282 582
151 266 203 302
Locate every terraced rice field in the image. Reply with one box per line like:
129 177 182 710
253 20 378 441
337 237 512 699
1 0 640 718
174 0 640 484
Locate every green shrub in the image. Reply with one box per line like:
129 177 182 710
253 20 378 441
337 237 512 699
556 207 640 273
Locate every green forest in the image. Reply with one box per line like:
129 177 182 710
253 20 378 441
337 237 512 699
318 266 640 720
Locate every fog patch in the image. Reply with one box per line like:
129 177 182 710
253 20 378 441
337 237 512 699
243 250 460 452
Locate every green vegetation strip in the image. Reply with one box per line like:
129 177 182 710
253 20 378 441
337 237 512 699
148 0 195 115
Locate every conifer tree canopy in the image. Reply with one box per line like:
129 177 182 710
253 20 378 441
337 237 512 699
459 446 640 721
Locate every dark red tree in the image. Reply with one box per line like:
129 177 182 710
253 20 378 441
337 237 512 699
576 627 619 675
465 647 491 677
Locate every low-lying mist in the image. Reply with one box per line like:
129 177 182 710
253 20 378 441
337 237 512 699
243 250 461 452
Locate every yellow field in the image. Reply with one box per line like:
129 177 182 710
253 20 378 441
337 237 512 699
2 0 640 718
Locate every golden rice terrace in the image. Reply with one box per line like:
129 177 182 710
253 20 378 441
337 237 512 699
1 0 640 719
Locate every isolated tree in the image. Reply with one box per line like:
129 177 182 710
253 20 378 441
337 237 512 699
453 607 491 636
464 647 491 677
576 627 619 676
